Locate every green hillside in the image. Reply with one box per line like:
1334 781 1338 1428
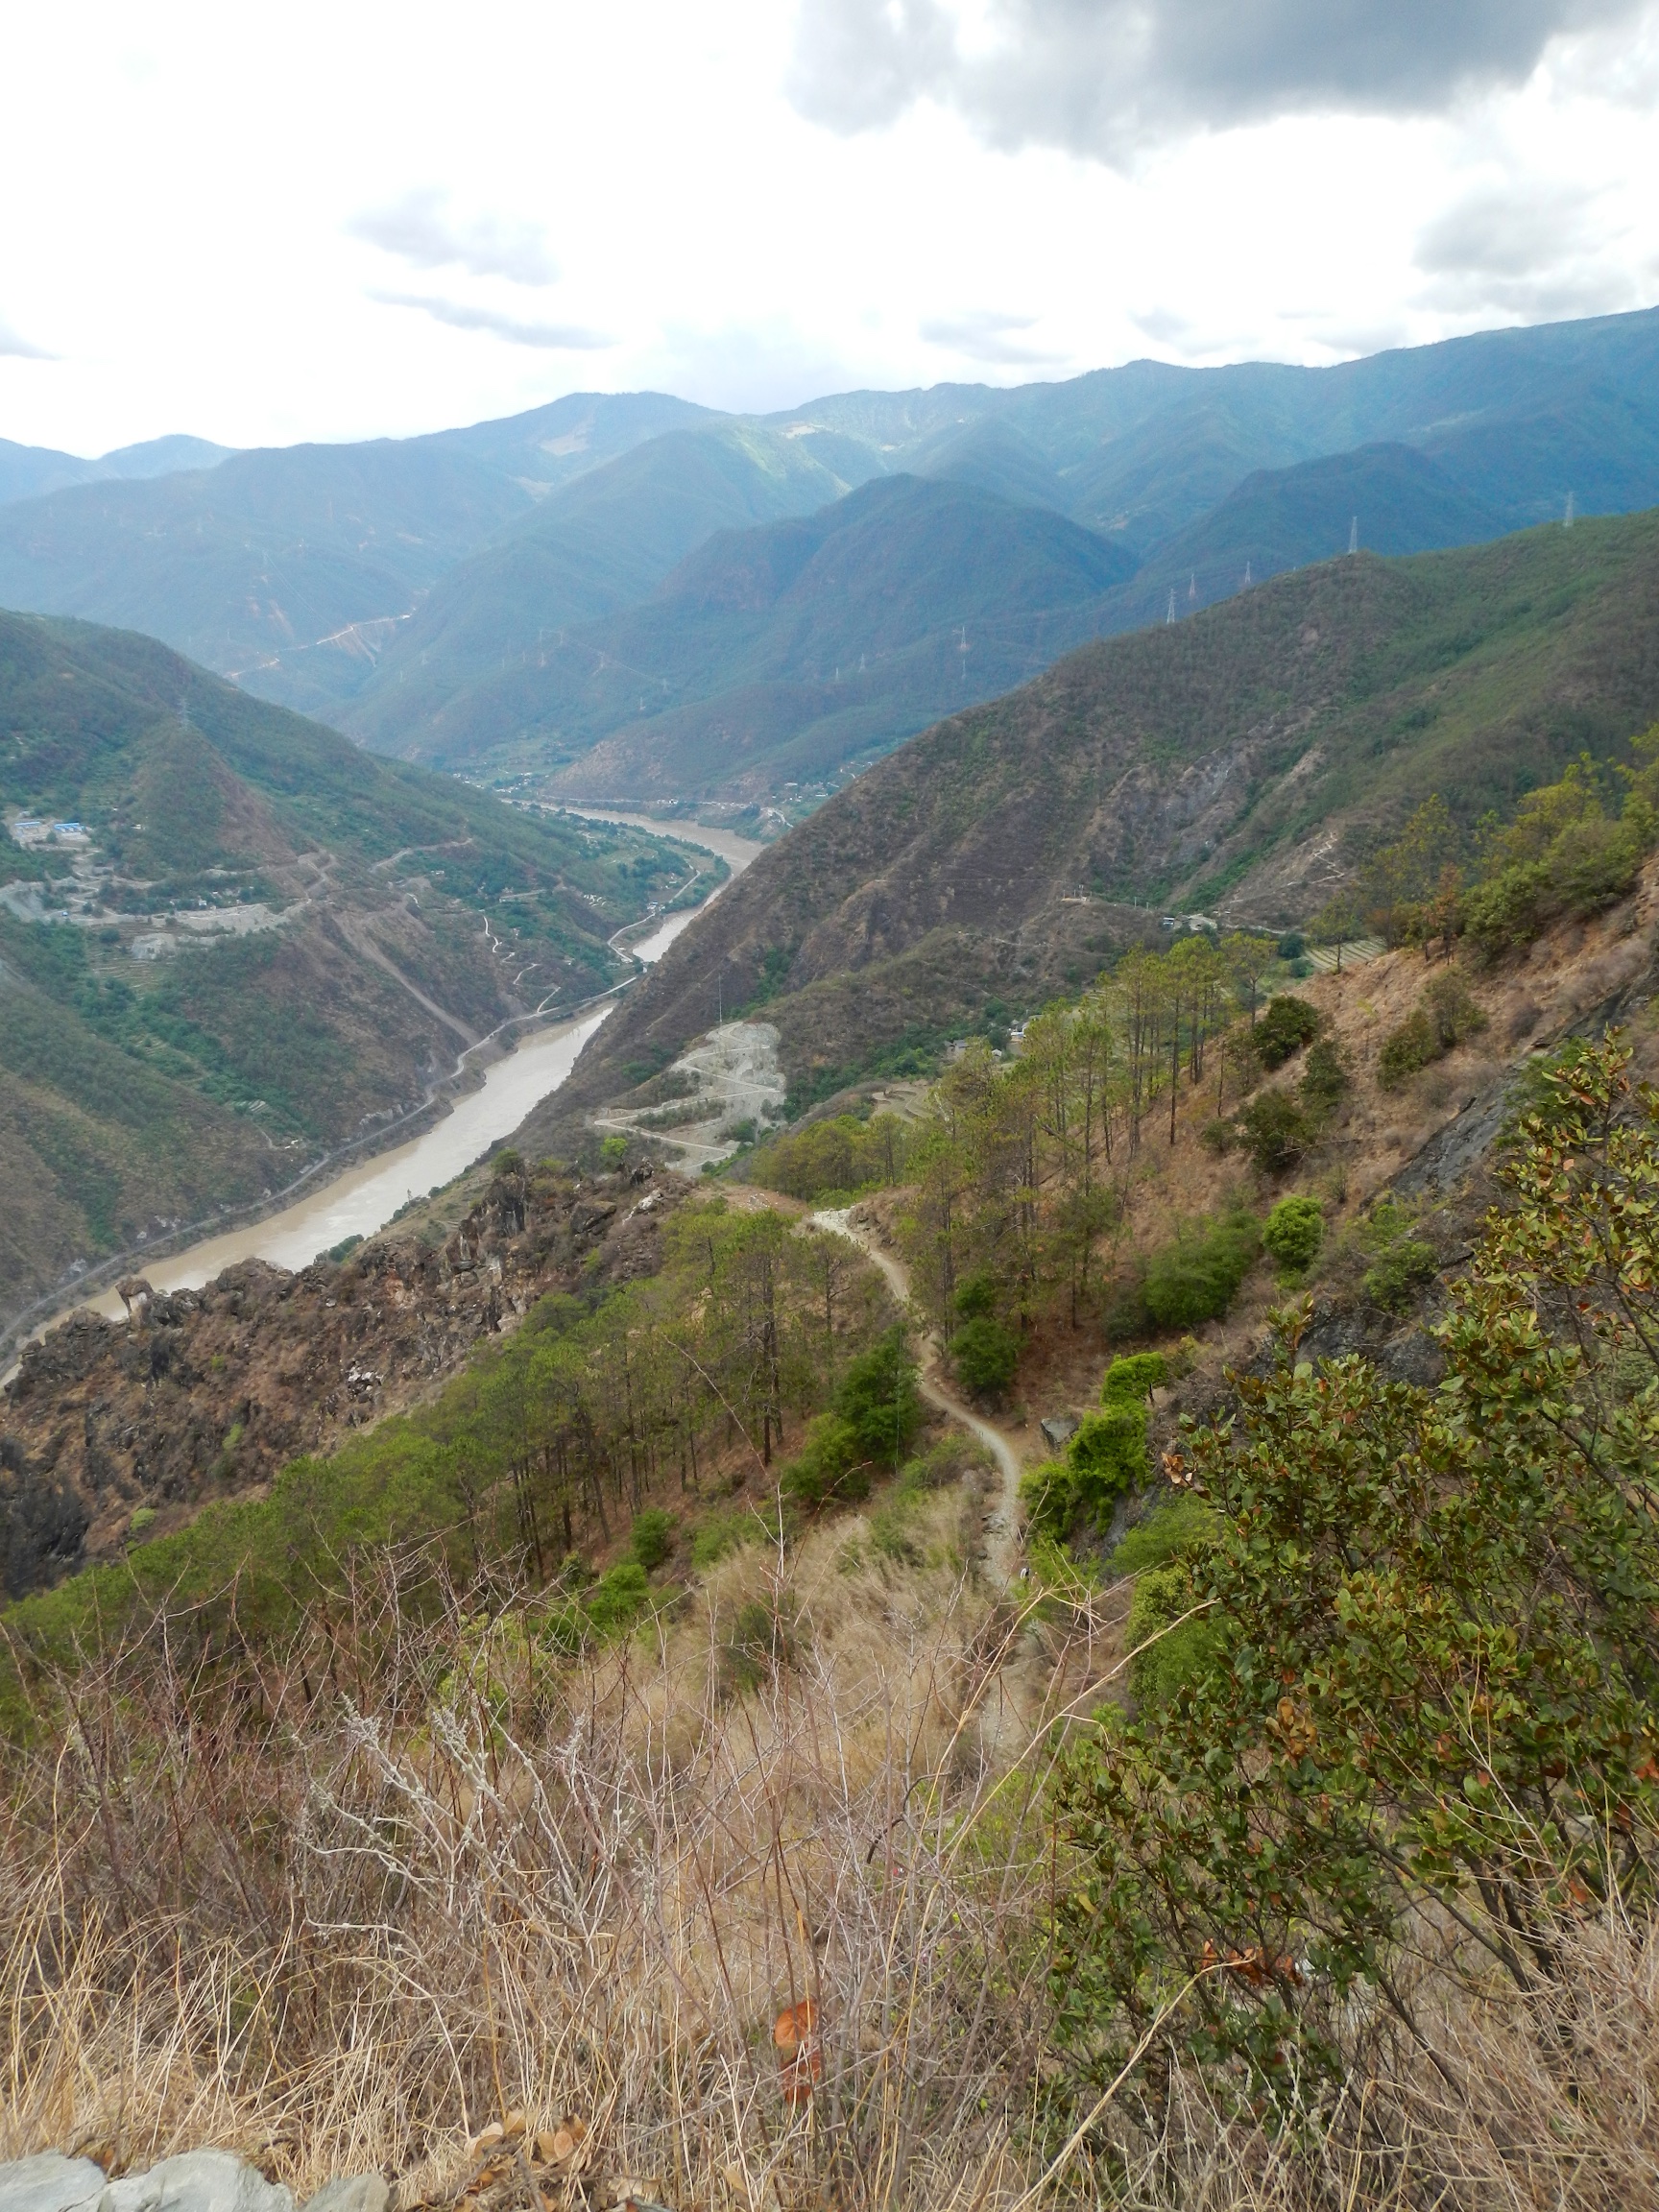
3 311 1658 766
361 475 1134 799
1092 442 1505 633
0 610 699 1339
523 505 1659 1138
0 395 709 721
344 422 880 757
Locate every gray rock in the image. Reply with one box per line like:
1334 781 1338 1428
0 2153 108 2212
98 2153 293 2212
300 2180 387 2212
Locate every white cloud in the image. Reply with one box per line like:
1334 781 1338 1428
349 189 560 286
918 308 1063 364
1413 180 1637 317
0 316 52 360
368 290 613 350
788 0 1651 162
0 0 1652 453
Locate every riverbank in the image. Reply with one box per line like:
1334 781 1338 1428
4 816 765 1370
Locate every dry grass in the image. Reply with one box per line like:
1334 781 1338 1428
5 1500 1659 2211
0 1498 1065 2208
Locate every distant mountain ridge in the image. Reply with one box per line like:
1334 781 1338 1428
343 421 879 752
0 433 234 509
0 305 1656 783
516 504 1659 1147
358 475 1136 801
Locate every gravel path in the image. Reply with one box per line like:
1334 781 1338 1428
808 1205 1026 1585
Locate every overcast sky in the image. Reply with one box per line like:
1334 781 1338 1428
2 0 1657 456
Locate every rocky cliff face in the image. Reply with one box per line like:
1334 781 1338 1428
0 1162 684 1601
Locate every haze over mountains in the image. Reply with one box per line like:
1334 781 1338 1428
0 433 234 510
0 307 1656 808
373 475 1138 803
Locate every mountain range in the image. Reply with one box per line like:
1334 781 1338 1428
517 504 1659 1144
0 308 1656 803
0 433 234 508
368 474 1137 802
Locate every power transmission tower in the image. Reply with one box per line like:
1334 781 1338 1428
1565 490 1575 530
1166 589 1176 625
1349 516 1358 555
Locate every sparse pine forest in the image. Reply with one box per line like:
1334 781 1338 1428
9 776 1659 2207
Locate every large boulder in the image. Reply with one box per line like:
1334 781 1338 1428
99 2153 293 2212
0 2153 106 2212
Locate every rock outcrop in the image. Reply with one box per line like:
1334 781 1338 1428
1 1164 686 1601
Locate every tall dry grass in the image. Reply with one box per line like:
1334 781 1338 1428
4 1491 1659 2211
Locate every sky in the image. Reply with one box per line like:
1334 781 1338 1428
2 0 1658 457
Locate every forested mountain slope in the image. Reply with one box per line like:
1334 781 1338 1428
522 506 1659 1134
0 395 711 721
364 476 1135 798
343 423 878 757
347 308 1659 794
0 611 694 1337
1 309 1656 768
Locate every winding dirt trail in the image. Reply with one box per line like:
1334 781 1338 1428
809 1205 1027 1585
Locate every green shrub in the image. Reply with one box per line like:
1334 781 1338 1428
950 1313 1020 1397
599 1134 629 1167
1142 1212 1260 1329
1379 1008 1438 1088
1462 785 1647 958
1423 972 1488 1050
1262 1193 1323 1273
1021 1403 1150 1543
583 1560 651 1637
1298 1038 1349 1118
1357 1200 1440 1312
1251 995 1321 1069
1234 1089 1310 1175
1102 1351 1167 1404
897 1432 989 1491
629 1506 677 1571
1551 813 1646 910
1110 1495 1219 1576
1381 975 1489 1088
1018 1459 1074 1542
749 1110 910 1201
833 1324 922 1466
1070 1406 1150 1503
781 1412 868 1507
689 1507 770 1571
1363 1238 1439 1311
868 1492 926 1565
722 1596 793 1693
952 1270 998 1319
1124 1561 1224 1707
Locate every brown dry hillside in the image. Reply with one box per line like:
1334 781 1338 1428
521 507 1659 1142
